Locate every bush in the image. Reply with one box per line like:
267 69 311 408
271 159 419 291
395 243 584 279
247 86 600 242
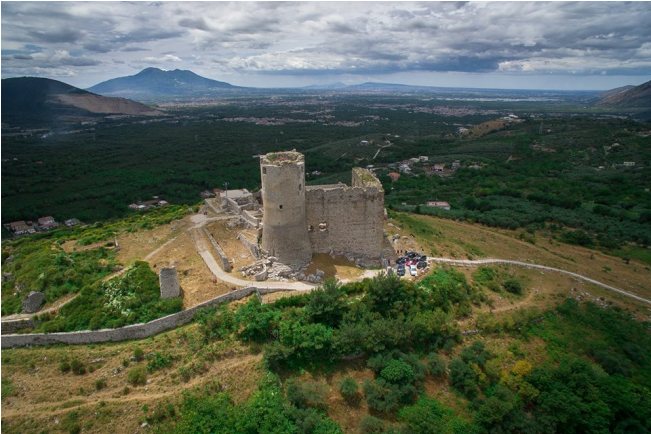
503 278 523 295
70 358 86 375
95 378 107 390
133 347 144 362
196 305 236 342
59 360 71 373
427 353 447 378
285 378 328 411
127 366 147 386
449 358 479 399
359 415 386 434
398 396 478 434
146 352 173 372
339 377 360 405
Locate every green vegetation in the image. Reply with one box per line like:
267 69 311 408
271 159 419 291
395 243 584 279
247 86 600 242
150 271 650 433
156 375 342 434
33 261 181 332
127 366 148 386
339 377 360 405
1 204 188 316
388 116 651 252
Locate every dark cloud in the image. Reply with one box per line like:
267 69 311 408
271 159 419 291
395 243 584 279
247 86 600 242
25 28 83 43
1 1 650 88
178 17 211 31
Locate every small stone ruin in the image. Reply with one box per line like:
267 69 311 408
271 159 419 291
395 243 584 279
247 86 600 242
159 267 181 299
22 291 45 313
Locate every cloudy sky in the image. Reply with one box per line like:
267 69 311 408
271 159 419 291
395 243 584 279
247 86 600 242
2 1 651 90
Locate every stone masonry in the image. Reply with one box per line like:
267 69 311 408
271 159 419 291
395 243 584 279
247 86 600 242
159 267 181 299
22 291 45 313
260 151 386 268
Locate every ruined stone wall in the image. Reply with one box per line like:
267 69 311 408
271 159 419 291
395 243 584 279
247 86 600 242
260 152 312 267
1 286 291 348
159 268 180 299
203 228 232 272
306 184 384 260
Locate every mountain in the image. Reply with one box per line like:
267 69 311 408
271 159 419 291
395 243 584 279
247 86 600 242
595 80 651 107
88 67 239 100
1 77 161 127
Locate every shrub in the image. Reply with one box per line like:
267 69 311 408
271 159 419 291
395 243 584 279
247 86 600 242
59 359 71 373
196 305 236 342
503 278 523 295
147 352 173 372
398 396 478 434
133 347 144 362
449 358 479 399
285 378 328 411
70 358 86 375
95 378 107 390
339 377 360 405
427 353 447 378
360 415 386 434
127 366 147 386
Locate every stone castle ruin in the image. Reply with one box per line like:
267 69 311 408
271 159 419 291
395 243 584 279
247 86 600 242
259 150 386 268
159 267 181 299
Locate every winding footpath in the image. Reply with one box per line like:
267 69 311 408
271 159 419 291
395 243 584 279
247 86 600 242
3 210 649 347
428 257 651 306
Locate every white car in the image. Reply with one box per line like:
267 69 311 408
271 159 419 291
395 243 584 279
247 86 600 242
409 265 417 276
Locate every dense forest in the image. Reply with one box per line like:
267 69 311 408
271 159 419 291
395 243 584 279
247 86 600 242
3 95 649 259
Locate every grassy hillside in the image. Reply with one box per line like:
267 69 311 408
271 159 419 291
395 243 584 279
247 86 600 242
2 211 650 434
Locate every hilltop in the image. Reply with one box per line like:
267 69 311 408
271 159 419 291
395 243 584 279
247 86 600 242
1 77 161 127
88 67 240 100
596 79 651 107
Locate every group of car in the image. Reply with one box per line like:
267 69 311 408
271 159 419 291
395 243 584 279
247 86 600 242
395 251 428 277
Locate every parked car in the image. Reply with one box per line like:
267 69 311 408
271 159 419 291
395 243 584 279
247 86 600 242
397 266 406 276
409 265 417 276
417 260 427 269
396 257 407 265
419 255 427 262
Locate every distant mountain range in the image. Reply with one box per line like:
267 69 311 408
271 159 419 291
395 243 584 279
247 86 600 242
88 67 239 100
1 77 161 127
595 80 651 107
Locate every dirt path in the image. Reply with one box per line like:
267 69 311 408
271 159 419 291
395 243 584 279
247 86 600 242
2 293 80 321
429 257 651 305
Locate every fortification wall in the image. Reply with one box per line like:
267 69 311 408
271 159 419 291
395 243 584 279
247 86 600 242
1 318 35 334
1 286 290 348
159 267 180 299
260 152 312 267
238 232 261 258
305 184 384 259
203 228 232 272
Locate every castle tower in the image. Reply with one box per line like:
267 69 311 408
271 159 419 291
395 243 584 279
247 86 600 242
260 151 312 268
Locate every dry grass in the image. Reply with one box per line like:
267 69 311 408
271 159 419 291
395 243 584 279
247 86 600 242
1 319 263 434
305 254 364 281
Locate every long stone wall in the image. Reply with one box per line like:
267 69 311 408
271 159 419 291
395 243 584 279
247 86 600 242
1 286 290 348
305 184 384 260
202 228 232 272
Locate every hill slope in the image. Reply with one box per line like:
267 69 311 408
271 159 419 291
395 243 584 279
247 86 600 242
1 77 161 126
88 67 239 100
596 80 651 107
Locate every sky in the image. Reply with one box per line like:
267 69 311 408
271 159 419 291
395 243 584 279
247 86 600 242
2 1 651 90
